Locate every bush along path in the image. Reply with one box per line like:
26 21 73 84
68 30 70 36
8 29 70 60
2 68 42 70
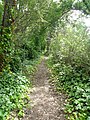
21 57 67 120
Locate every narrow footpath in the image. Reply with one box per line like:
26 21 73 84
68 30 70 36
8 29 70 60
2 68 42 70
22 58 66 120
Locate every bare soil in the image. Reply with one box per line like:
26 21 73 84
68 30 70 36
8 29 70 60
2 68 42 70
22 58 67 120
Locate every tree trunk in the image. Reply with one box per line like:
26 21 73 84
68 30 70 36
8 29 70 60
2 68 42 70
0 0 15 72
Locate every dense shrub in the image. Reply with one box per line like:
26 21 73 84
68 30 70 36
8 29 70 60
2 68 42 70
49 24 90 120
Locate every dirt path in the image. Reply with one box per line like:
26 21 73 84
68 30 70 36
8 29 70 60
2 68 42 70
22 58 66 120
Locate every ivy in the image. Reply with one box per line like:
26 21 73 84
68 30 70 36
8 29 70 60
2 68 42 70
0 69 30 119
48 23 90 120
1 0 90 119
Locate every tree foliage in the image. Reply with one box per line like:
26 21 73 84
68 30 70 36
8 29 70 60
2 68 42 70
48 22 90 120
0 0 90 119
74 0 90 14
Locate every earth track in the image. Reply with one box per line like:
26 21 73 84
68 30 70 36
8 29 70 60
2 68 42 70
22 58 66 120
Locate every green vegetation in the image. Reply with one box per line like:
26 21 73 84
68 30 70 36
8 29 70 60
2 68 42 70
0 56 42 120
0 70 29 119
48 23 90 120
0 0 90 119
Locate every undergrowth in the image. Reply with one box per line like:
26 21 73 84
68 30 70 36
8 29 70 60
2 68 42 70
48 24 90 120
48 58 90 120
0 56 42 120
